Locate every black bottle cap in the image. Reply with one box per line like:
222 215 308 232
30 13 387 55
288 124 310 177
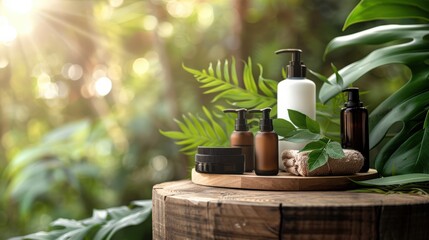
223 108 249 131
275 49 306 78
343 87 363 108
249 107 273 132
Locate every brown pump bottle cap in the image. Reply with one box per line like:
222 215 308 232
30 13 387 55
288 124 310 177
249 107 273 132
223 108 249 131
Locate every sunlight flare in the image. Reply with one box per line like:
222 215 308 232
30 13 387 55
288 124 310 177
94 76 113 97
2 0 34 15
133 58 149 76
0 16 16 43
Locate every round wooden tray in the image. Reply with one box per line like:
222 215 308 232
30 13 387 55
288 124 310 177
191 168 378 191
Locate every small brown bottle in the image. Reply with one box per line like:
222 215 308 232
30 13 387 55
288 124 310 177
223 109 254 172
250 108 278 176
341 88 369 172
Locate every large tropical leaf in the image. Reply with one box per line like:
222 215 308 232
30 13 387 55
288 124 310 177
321 24 429 146
319 0 429 176
376 111 429 175
344 0 429 30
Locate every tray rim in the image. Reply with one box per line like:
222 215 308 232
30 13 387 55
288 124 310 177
191 168 379 191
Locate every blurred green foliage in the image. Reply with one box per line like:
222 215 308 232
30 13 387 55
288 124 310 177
0 0 395 238
11 200 152 240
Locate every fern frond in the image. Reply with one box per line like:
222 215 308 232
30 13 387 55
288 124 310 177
160 106 231 156
183 58 277 115
257 64 276 97
243 58 258 93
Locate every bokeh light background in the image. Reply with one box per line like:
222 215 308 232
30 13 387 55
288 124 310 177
1 0 405 238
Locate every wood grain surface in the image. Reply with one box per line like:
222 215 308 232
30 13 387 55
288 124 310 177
192 168 378 191
153 180 429 240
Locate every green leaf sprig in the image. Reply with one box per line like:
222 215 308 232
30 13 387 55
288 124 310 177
273 109 345 172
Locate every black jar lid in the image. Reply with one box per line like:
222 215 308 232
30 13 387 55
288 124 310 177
195 146 244 174
197 146 242 155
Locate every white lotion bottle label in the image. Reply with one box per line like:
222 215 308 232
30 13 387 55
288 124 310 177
277 79 316 170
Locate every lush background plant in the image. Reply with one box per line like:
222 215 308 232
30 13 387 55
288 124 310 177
11 0 429 238
5 0 429 238
319 0 429 176
0 0 360 238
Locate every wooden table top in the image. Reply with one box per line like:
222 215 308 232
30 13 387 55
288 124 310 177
153 180 429 240
154 179 429 207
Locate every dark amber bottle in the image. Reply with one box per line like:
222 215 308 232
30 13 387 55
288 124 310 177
250 108 278 176
341 88 369 172
223 109 254 172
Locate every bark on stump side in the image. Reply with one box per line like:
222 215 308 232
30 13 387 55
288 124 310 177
152 180 429 240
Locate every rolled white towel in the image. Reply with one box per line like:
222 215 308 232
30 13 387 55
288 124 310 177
282 149 364 176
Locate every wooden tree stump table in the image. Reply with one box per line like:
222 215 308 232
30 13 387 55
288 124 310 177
152 180 429 239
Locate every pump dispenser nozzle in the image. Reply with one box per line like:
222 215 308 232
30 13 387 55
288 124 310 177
343 87 363 108
249 107 273 132
223 108 249 131
275 49 306 78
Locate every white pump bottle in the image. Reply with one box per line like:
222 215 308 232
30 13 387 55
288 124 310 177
275 49 316 170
